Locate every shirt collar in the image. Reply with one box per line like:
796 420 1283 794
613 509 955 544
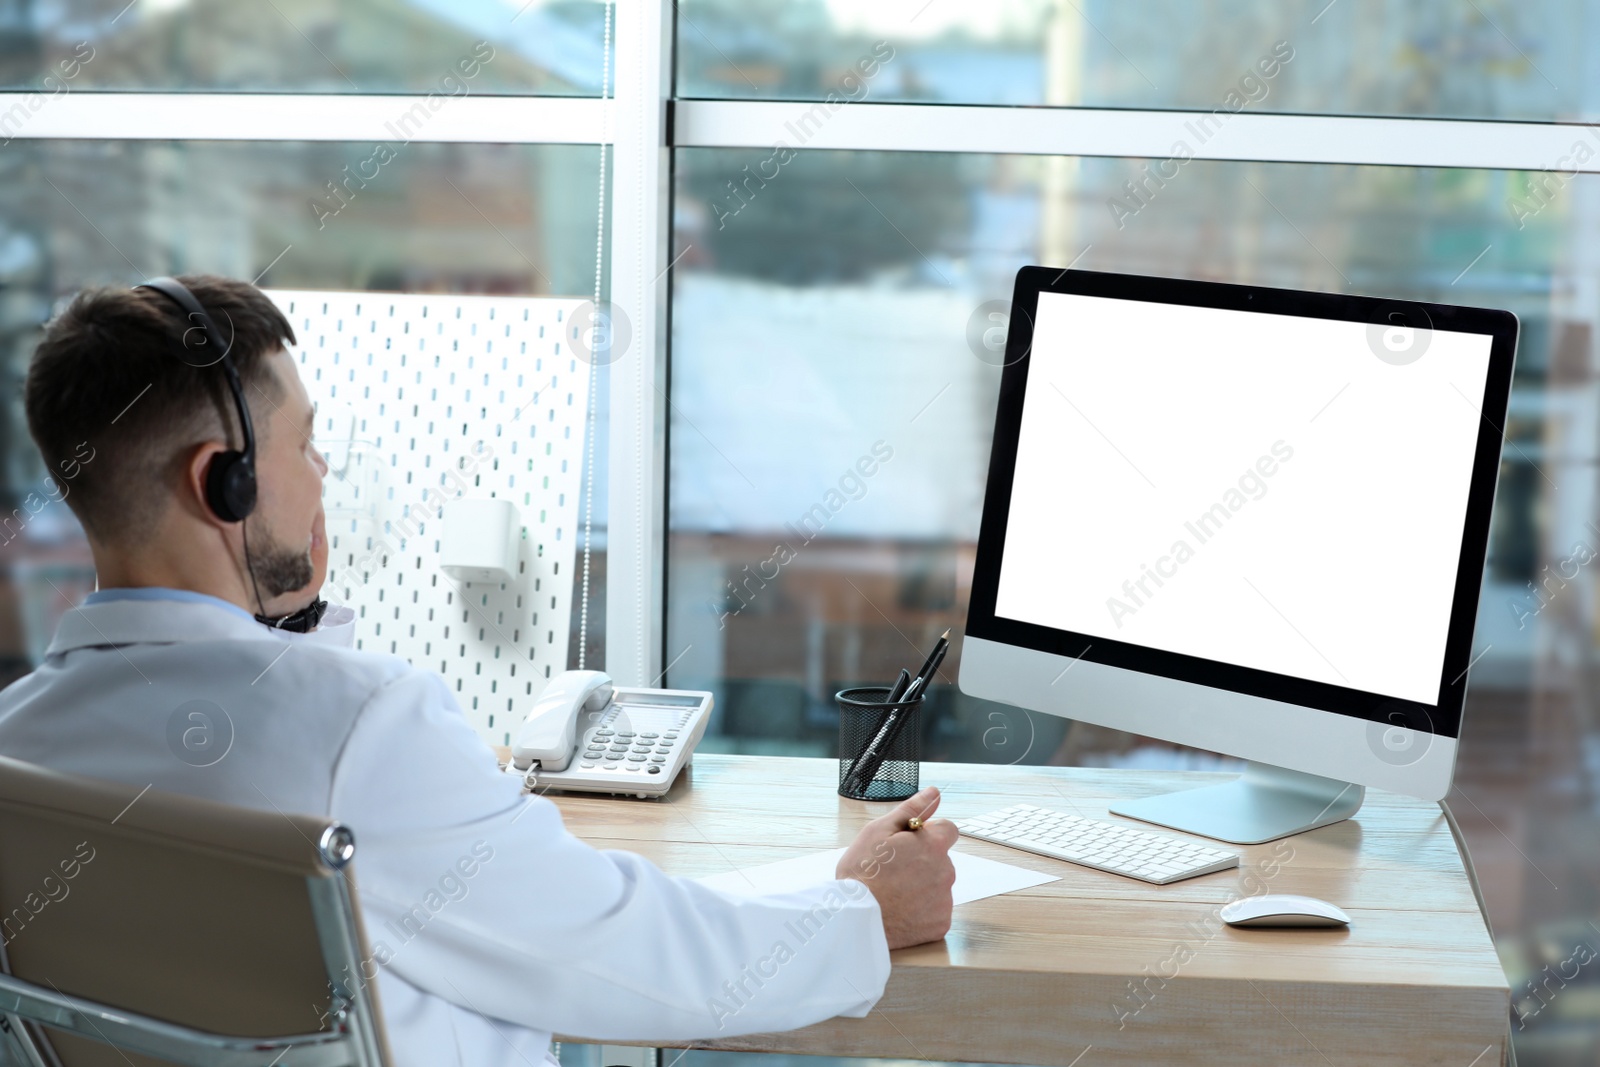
49 590 276 657
84 587 258 624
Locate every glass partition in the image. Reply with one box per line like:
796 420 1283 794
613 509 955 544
669 146 1599 1058
0 0 610 94
678 0 1600 121
0 138 604 681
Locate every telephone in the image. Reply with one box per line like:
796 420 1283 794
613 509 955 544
509 670 713 798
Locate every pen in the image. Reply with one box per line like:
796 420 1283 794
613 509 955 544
861 630 949 782
894 628 950 706
845 630 951 794
844 668 908 793
842 673 910 793
909 629 951 693
843 690 910 796
843 703 907 796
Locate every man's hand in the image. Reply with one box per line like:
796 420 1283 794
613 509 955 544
835 785 958 949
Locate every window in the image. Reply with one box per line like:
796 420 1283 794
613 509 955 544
0 1 612 682
667 151 1588 776
1 0 608 94
0 137 604 676
679 0 1600 121
664 10 1600 1063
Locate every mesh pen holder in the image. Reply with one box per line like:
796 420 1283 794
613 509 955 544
837 686 922 801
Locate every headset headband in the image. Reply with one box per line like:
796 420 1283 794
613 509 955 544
134 277 257 522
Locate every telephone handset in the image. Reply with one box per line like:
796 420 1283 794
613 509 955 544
509 670 713 798
513 670 614 772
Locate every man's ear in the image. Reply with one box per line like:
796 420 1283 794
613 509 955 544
182 442 234 528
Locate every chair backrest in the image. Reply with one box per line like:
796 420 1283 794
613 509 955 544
0 755 391 1067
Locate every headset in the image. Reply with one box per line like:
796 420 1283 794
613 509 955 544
134 277 257 524
136 277 329 631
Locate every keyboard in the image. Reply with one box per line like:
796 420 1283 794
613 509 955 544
957 803 1241 885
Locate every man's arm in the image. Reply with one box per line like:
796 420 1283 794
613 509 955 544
328 668 892 1041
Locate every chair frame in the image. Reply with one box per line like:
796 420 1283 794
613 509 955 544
0 825 387 1067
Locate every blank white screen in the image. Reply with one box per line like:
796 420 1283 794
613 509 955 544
993 291 1493 704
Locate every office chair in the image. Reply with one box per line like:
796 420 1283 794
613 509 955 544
0 755 391 1066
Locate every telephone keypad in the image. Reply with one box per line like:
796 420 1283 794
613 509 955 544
583 717 675 774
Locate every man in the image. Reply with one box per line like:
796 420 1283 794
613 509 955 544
0 276 957 1066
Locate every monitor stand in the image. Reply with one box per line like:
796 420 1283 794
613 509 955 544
1109 761 1365 844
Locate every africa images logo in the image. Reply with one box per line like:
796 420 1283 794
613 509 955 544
165 699 234 768
1365 305 1432 367
1365 707 1434 768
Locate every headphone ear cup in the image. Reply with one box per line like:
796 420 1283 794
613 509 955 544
205 451 257 523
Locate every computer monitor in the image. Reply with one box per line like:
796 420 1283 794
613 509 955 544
960 267 1518 843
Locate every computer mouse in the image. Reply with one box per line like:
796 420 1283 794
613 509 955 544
1220 893 1350 928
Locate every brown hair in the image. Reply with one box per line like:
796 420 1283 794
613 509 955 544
24 274 296 544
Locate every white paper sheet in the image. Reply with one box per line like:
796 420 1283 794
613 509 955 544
695 847 1058 905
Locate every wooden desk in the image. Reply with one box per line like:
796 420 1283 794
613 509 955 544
548 754 1510 1067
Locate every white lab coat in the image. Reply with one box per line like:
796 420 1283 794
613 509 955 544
0 595 891 1067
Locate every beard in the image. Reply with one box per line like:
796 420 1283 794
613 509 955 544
247 517 315 599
